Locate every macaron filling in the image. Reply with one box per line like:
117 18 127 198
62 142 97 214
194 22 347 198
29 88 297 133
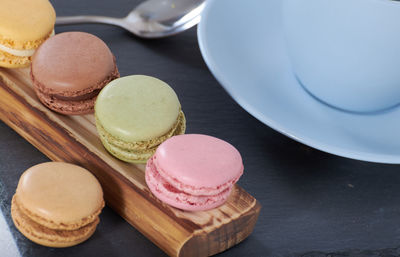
146 156 232 208
0 30 55 57
35 89 98 115
0 44 36 57
36 86 102 103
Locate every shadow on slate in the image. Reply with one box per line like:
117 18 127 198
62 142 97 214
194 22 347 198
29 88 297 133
130 27 207 71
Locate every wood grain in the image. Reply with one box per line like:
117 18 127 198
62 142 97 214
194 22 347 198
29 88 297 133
0 67 261 257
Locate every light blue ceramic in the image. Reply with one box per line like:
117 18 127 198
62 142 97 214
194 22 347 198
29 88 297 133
198 0 400 163
283 0 400 112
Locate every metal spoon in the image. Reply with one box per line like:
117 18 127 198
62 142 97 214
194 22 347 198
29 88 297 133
56 0 205 38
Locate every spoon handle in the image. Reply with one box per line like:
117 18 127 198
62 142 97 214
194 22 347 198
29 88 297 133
56 16 123 27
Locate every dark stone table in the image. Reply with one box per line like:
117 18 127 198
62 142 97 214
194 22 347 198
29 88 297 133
1 0 400 256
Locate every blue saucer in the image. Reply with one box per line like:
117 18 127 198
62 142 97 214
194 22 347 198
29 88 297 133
198 0 400 163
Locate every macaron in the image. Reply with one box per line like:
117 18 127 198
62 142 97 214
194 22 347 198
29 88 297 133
0 0 55 68
145 134 243 211
95 75 186 163
31 32 120 115
11 162 105 247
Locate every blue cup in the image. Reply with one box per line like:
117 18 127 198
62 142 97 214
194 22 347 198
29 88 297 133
283 0 400 112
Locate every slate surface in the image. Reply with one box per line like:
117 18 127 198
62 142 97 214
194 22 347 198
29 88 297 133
1 0 400 256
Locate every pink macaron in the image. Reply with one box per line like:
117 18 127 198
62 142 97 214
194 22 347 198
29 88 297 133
145 134 243 211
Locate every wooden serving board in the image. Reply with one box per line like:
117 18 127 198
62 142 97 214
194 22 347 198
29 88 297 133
0 68 261 257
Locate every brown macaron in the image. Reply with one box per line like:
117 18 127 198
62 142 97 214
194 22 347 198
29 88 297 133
31 31 120 115
11 162 105 247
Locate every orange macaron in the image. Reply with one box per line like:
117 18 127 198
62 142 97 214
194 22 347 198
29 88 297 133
11 162 104 247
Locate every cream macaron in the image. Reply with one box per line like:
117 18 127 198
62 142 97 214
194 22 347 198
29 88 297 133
0 0 55 68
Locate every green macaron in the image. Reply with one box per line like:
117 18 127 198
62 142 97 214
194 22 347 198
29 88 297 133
95 75 186 163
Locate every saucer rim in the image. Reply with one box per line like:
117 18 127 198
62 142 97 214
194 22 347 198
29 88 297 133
197 0 400 164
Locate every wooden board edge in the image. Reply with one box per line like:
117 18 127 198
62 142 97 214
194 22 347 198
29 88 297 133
180 200 261 257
